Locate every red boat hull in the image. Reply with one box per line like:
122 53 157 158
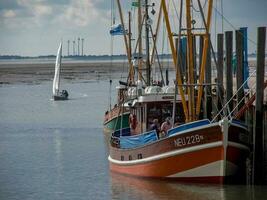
109 120 250 184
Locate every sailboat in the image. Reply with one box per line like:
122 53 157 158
107 0 250 184
52 42 69 101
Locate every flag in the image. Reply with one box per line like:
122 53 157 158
110 24 125 36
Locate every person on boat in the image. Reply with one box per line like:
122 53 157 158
129 113 138 135
61 90 69 98
150 119 160 136
160 117 172 137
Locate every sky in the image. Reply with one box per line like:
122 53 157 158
0 0 266 56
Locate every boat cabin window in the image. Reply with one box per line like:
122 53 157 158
147 102 185 130
117 88 126 103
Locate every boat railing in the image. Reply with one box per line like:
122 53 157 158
212 69 257 122
167 119 211 136
112 127 131 137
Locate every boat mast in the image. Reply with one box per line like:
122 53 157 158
195 0 214 118
161 0 189 121
150 2 162 66
128 11 132 68
138 0 143 81
185 0 195 121
145 0 151 86
116 0 134 84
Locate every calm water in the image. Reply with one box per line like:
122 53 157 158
0 80 266 200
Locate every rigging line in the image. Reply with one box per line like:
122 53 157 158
212 69 257 122
171 0 179 21
213 6 257 46
166 0 171 71
191 0 208 13
228 82 257 119
109 0 115 111
171 0 180 33
132 15 146 57
172 0 184 126
220 0 223 33
214 0 217 50
149 25 165 85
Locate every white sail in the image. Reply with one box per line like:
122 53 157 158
53 42 62 96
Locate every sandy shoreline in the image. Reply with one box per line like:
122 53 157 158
0 62 136 85
0 60 265 85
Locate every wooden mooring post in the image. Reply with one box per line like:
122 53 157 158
236 30 245 113
204 38 212 119
217 34 224 119
225 31 233 114
253 26 266 185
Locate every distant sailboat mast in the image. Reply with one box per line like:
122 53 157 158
53 43 62 96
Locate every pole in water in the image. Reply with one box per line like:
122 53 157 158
217 33 224 119
225 31 233 114
240 27 249 89
253 26 266 185
236 30 245 113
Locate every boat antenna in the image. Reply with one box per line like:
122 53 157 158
145 0 151 86
109 80 112 111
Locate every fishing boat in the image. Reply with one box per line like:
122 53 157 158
107 0 250 184
104 83 130 134
52 42 69 101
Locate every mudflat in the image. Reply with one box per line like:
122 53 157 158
0 61 131 85
0 60 265 85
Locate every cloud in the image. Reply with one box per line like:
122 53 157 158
2 10 16 18
61 0 100 27
0 0 21 10
0 0 109 29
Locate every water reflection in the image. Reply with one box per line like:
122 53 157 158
110 172 267 200
110 173 225 200
53 129 63 198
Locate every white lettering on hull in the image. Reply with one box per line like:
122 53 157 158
174 135 204 147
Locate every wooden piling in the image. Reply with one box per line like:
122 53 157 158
236 30 245 113
217 34 224 118
199 35 204 76
253 26 266 185
176 38 182 84
204 38 212 119
225 31 233 113
192 35 197 83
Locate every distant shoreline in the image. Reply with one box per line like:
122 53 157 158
0 53 263 61
0 59 266 85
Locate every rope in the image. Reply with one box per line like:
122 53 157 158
213 5 257 46
212 69 257 122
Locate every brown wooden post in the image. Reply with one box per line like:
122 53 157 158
236 30 245 113
192 35 197 83
199 36 204 81
204 39 212 119
199 35 204 118
217 33 224 118
225 31 233 113
253 26 266 185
